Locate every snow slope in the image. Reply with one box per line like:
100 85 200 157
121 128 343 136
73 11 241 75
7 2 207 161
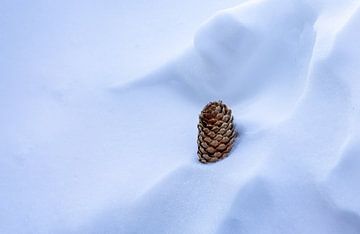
2 0 360 233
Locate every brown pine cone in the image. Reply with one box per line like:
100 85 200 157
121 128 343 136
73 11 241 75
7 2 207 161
197 101 237 163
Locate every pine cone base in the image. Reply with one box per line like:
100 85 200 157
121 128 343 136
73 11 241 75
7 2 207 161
197 101 237 163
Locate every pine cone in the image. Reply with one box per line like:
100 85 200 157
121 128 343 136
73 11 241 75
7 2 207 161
197 101 237 163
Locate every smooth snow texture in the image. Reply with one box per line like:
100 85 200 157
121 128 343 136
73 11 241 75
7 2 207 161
1 0 360 233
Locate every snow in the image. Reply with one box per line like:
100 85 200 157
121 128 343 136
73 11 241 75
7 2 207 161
1 0 360 233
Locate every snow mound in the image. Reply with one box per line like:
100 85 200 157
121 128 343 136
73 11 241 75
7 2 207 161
2 0 360 233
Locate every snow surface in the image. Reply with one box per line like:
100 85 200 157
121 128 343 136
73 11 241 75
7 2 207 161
1 0 360 233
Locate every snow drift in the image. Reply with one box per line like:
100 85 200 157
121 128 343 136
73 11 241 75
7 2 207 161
1 0 360 233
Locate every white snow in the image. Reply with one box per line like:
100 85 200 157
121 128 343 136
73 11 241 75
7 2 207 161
1 0 360 233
